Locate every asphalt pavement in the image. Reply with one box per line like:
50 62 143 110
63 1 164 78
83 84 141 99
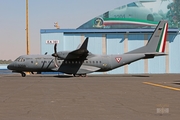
0 74 180 120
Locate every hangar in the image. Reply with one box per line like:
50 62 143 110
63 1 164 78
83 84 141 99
40 1 180 74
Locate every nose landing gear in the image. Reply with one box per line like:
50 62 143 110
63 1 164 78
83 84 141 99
21 72 26 77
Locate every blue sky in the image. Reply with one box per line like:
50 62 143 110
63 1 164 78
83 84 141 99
0 0 135 60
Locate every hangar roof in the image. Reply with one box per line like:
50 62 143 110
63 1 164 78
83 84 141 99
40 28 179 34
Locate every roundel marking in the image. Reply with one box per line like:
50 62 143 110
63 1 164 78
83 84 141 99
115 57 122 63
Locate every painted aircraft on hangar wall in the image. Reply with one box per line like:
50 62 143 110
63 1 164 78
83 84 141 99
8 21 168 77
78 1 163 29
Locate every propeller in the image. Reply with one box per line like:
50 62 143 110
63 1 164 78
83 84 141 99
52 43 59 67
52 43 57 57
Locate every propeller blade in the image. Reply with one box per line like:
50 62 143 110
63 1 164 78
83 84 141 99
54 43 57 54
53 43 59 67
54 57 59 68
52 43 58 57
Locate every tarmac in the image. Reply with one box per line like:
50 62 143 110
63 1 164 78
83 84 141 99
0 73 180 120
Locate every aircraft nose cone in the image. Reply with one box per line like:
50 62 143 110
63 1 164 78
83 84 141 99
7 64 13 70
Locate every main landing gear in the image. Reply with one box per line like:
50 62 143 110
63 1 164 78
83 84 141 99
73 74 87 77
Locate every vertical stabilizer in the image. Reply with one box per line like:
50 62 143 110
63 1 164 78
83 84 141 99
126 21 168 55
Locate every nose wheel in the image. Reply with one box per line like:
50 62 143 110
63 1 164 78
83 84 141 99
21 72 26 77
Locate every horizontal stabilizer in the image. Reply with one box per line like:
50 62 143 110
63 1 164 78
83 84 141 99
145 52 167 56
144 52 167 59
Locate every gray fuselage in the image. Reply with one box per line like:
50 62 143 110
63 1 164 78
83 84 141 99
8 53 145 75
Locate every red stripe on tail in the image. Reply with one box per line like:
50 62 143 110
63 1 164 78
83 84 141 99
162 23 168 52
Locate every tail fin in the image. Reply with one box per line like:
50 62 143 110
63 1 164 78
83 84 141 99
126 20 168 56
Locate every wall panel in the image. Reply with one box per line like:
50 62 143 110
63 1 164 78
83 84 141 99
41 33 64 55
85 34 102 55
128 34 144 73
107 34 125 74
169 34 180 73
64 35 81 51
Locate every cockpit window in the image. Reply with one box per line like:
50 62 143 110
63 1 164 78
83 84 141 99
127 2 138 7
135 2 143 7
15 57 25 62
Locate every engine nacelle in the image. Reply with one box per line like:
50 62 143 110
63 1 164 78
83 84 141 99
56 51 69 59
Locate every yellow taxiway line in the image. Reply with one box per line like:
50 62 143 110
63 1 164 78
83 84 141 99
143 82 180 91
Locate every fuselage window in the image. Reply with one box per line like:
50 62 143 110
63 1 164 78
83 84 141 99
96 61 98 63
58 61 61 63
72 61 74 64
31 61 33 63
86 61 88 63
41 61 43 63
100 61 101 63
93 61 95 63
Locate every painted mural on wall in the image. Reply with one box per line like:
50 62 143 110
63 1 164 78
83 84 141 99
77 0 180 29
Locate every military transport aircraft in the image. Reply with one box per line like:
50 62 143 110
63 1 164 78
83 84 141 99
8 21 168 77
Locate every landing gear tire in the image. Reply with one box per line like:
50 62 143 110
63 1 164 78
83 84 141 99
81 74 87 77
73 74 86 77
21 73 26 77
73 74 80 77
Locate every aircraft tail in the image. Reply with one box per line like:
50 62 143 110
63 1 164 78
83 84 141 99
126 20 168 57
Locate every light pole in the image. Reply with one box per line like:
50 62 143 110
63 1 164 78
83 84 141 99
26 0 30 55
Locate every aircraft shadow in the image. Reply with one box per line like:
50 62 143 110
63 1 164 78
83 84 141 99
2 74 150 78
131 75 150 77
53 75 74 78
88 74 150 78
173 81 180 85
